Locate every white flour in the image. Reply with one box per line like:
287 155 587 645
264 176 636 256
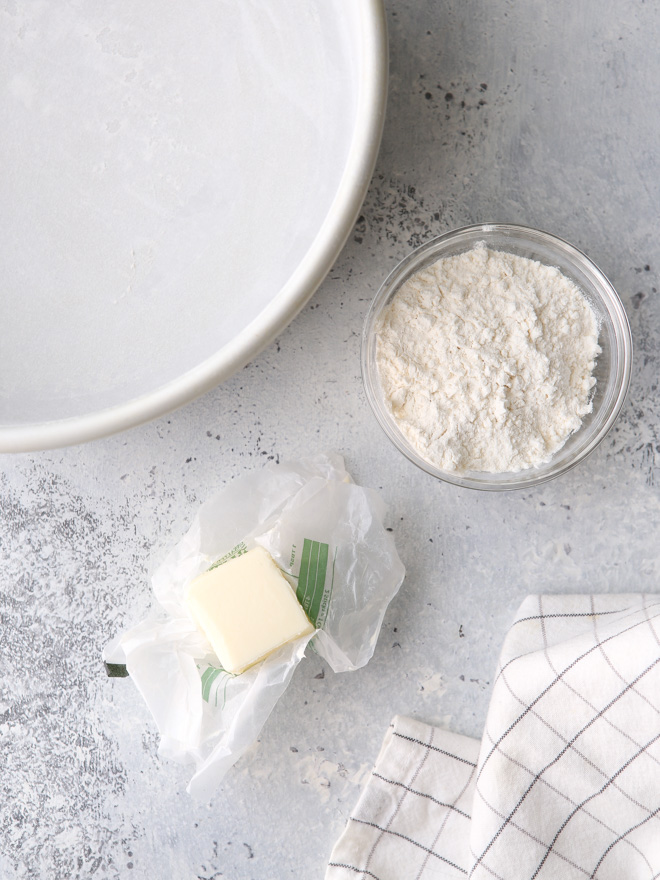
375 243 601 474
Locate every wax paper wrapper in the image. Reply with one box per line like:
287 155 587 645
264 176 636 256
104 452 405 800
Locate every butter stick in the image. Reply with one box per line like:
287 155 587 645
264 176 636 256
186 546 314 674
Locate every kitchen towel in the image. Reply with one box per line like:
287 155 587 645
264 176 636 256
326 594 660 880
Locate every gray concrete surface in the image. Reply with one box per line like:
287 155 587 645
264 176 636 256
3 1 660 878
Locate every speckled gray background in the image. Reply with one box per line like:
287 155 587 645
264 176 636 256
3 1 660 878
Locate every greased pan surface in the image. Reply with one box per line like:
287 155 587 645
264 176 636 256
0 1 387 450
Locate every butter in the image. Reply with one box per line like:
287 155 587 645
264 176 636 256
186 546 314 674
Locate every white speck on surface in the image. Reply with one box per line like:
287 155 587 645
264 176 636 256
417 670 447 698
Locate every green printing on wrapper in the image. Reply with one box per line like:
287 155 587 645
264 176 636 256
295 538 334 629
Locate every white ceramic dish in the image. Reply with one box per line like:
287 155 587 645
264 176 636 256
0 0 388 451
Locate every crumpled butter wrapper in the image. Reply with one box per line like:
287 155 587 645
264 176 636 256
104 451 405 800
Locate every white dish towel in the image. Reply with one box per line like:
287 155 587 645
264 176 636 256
326 594 660 880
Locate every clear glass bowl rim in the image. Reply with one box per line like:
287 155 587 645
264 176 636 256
361 222 633 491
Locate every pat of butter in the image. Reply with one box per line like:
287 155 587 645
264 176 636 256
186 546 314 674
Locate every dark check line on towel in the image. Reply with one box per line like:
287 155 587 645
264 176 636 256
351 818 468 876
371 772 471 820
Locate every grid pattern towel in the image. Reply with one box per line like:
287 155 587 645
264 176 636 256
327 594 660 880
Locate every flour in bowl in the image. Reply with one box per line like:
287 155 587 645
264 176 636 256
375 243 601 473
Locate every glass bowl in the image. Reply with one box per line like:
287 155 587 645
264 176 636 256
361 223 633 491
